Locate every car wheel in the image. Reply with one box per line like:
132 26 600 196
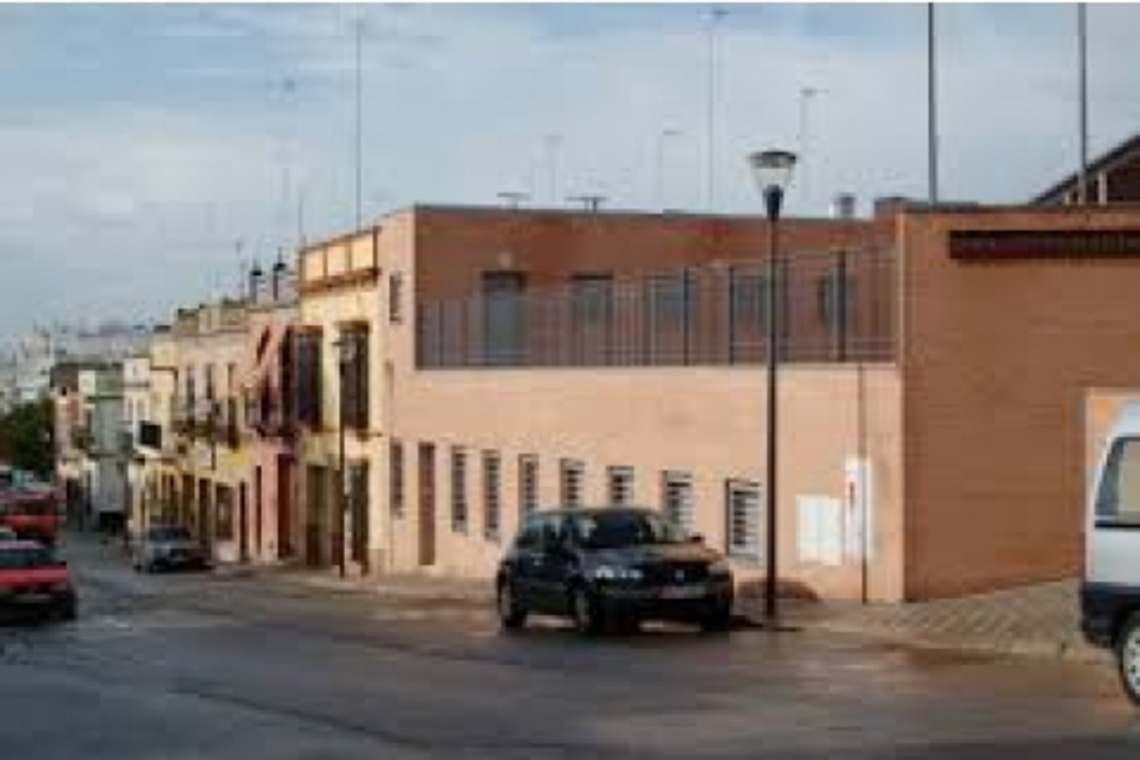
57 599 77 622
497 579 527 631
570 584 604 636
700 603 733 634
1116 613 1140 705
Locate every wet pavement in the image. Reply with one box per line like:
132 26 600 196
1 535 1139 759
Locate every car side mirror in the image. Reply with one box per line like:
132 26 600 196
688 533 704 544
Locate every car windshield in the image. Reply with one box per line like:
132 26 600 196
576 511 686 549
0 545 58 569
149 527 192 542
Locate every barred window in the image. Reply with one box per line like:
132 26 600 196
389 273 405 324
339 327 369 431
571 273 613 326
726 480 761 559
451 447 468 533
483 451 501 540
519 455 539 516
215 485 234 541
560 459 584 508
730 269 769 329
607 466 635 506
662 471 694 534
648 270 697 326
295 331 323 427
390 442 404 518
817 272 856 326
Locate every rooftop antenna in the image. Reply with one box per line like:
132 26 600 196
497 191 530 209
567 194 607 212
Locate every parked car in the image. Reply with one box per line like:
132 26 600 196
0 489 62 546
133 526 210 573
1083 402 1140 705
496 506 734 635
0 540 77 621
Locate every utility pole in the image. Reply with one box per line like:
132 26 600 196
705 6 727 212
1077 2 1089 205
927 3 939 205
798 87 823 213
354 11 364 229
656 128 681 211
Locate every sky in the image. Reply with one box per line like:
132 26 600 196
2 2 1139 344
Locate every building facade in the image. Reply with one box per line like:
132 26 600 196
240 261 300 565
291 203 1140 601
169 300 251 563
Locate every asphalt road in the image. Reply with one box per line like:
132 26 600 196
1 534 1138 759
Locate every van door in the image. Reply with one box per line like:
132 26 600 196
1089 436 1140 586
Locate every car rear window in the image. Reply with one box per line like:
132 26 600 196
0 546 57 569
148 527 192 542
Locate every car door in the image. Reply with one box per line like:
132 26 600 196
508 516 545 611
536 513 579 615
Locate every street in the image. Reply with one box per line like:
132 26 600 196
0 536 1137 759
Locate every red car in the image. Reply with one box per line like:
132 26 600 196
0 540 77 621
0 490 62 546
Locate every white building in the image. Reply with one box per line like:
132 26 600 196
77 365 129 530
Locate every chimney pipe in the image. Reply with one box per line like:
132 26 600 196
249 260 264 302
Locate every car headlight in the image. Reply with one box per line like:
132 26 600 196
592 565 643 582
708 559 732 577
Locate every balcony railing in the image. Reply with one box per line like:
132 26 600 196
416 249 896 369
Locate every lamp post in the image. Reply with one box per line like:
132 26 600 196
747 148 797 627
334 335 358 579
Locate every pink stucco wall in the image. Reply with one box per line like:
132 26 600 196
384 364 904 602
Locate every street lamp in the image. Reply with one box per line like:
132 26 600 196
747 148 797 627
334 335 358 579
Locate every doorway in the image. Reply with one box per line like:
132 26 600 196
418 443 436 566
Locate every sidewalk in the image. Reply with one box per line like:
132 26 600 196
253 561 1109 664
738 579 1110 664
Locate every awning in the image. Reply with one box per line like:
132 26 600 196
240 321 288 393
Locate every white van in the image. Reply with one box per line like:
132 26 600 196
1083 402 1140 704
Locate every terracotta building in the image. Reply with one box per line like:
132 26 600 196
286 201 1140 602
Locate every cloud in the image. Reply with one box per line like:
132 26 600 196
3 3 1140 343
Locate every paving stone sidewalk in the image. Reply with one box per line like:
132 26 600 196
739 579 1111 664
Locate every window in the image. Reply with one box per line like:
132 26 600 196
1097 438 1140 523
816 272 856 327
389 273 405 324
607 466 635 506
560 459 584 508
662 471 694 534
348 461 369 564
339 327 369 431
571 273 613 327
451 447 468 533
215 484 234 541
518 455 539 516
482 271 527 366
205 364 216 403
516 514 544 550
296 331 322 427
390 442 404 518
648 270 697 326
483 451 501 540
726 480 761 559
730 269 769 330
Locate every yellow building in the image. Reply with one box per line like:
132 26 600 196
168 299 254 563
296 228 387 575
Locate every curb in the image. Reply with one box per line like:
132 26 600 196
802 619 1114 665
